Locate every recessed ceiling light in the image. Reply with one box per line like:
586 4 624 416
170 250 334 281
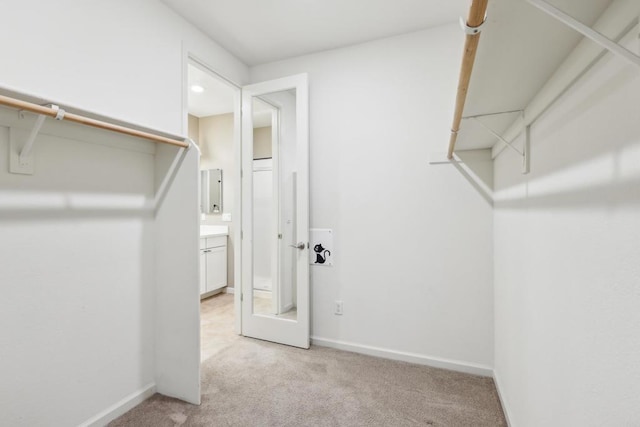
191 85 204 93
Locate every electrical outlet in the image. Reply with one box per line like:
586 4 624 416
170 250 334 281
222 212 232 222
335 300 343 315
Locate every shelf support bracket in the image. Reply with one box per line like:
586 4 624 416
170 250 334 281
10 104 65 175
19 105 65 162
467 113 530 174
526 0 640 69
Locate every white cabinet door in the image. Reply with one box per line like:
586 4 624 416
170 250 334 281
206 246 227 292
200 250 207 295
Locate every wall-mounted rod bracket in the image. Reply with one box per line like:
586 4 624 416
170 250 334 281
460 13 488 35
19 104 65 164
526 0 640 69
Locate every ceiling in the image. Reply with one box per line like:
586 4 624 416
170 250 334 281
181 0 614 150
187 63 235 118
162 0 469 65
188 62 272 127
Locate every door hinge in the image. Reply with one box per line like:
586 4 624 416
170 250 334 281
240 293 244 302
241 230 243 239
278 233 282 239
241 169 243 178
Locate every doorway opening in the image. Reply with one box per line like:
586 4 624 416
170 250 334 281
186 58 241 362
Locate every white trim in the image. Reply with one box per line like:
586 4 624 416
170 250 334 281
311 336 493 377
224 286 235 294
79 383 156 427
493 371 513 427
200 288 225 299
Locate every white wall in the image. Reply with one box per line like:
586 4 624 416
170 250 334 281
251 25 495 372
0 0 248 136
253 126 273 159
0 111 157 426
0 0 248 424
493 26 640 426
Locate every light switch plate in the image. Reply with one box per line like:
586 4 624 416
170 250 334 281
222 212 232 222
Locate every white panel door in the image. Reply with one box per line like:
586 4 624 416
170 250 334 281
241 74 309 349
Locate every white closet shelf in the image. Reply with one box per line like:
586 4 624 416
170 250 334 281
0 93 189 148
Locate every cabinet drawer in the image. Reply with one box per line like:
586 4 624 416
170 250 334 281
206 235 227 248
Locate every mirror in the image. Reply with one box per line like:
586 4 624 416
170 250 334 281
201 169 222 214
251 89 298 321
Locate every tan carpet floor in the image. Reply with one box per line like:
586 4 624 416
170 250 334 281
111 293 506 426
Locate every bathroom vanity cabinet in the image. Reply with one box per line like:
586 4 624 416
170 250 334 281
200 228 228 297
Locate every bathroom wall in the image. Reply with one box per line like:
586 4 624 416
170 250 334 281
188 114 200 143
250 24 495 373
0 0 248 424
198 113 236 288
493 23 640 426
253 126 273 159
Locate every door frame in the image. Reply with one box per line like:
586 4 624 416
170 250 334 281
183 52 243 335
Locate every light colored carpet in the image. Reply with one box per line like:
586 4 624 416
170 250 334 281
111 294 506 426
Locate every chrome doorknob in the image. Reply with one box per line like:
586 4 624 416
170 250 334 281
289 242 306 250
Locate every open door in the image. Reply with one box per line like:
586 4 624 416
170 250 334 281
241 74 309 349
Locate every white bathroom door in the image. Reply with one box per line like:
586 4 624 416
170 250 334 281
240 74 309 349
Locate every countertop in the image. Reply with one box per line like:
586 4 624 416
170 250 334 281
200 225 229 238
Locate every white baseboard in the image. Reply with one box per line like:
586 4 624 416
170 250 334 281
493 371 512 427
224 286 235 294
200 288 225 299
311 336 493 377
79 383 156 427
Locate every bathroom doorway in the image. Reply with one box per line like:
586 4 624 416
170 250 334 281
186 57 242 362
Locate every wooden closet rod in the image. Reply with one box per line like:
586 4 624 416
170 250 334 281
0 94 189 148
447 0 489 159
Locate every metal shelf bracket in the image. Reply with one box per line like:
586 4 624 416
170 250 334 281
10 104 65 175
465 111 530 174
